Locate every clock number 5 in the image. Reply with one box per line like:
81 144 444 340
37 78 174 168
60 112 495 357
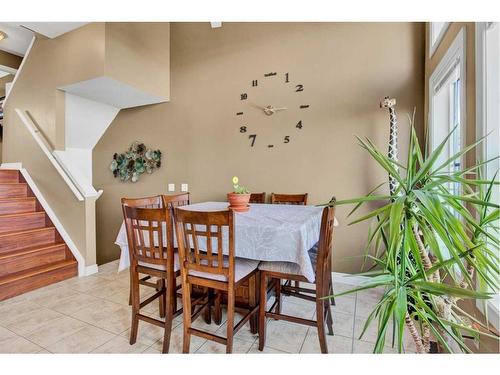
284 136 290 144
249 134 257 147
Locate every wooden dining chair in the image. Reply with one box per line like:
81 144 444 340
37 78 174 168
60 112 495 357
258 204 336 353
123 205 182 353
122 196 166 316
174 208 260 353
249 192 266 204
271 193 308 205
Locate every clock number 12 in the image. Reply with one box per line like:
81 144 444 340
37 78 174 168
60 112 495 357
248 134 257 147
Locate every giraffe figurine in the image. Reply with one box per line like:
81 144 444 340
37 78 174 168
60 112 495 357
380 96 399 196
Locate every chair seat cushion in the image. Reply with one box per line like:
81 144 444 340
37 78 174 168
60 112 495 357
258 242 318 276
189 256 259 283
138 252 181 272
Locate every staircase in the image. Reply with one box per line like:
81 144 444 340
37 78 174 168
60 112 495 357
0 170 78 301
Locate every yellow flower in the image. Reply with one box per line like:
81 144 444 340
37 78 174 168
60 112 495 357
232 176 239 185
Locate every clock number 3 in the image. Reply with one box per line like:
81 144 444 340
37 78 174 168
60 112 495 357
249 134 257 147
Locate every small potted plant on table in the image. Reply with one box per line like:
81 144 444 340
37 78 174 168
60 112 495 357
227 176 251 212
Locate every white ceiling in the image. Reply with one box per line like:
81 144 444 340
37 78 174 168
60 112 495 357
0 22 88 56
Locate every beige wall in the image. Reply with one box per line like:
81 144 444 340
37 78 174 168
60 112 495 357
105 22 170 100
94 22 425 270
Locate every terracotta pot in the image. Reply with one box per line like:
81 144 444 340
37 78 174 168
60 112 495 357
227 193 251 212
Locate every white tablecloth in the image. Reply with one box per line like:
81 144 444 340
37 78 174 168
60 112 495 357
115 201 338 282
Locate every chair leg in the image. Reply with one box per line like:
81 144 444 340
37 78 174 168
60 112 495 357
325 299 334 336
214 290 222 325
258 272 267 351
182 282 192 353
162 278 173 353
129 271 140 345
204 288 212 324
226 287 235 354
275 278 282 316
158 279 166 318
329 276 335 306
316 297 328 353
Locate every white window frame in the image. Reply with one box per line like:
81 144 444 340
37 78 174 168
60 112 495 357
475 21 500 331
429 22 450 57
428 27 466 160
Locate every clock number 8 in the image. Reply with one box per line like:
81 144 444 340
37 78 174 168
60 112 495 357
240 126 247 133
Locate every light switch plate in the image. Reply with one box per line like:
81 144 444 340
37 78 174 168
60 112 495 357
181 183 188 192
168 183 175 192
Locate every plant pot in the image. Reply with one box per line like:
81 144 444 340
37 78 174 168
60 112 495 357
227 193 251 212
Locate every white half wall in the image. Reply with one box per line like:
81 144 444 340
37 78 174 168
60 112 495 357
61 76 167 109
65 93 120 150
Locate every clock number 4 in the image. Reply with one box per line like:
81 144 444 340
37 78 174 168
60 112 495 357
295 84 304 92
296 121 303 129
249 134 257 147
241 93 248 100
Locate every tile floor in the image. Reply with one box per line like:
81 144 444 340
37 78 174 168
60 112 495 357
0 260 417 354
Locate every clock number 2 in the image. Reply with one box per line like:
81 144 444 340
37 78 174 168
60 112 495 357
295 84 304 92
296 121 303 129
249 134 257 147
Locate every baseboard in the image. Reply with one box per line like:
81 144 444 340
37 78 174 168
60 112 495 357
83 264 99 277
332 271 369 286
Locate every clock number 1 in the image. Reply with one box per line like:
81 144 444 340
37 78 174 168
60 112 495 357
285 73 289 83
249 134 257 147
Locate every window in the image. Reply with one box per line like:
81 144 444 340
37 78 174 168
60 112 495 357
429 22 450 56
428 28 466 179
476 22 500 329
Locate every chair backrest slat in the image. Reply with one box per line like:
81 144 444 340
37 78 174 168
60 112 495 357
249 192 266 204
271 193 308 205
174 208 234 283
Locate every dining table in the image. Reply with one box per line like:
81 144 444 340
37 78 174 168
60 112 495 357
115 201 338 282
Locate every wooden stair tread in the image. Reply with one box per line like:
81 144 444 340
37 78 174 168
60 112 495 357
0 259 77 286
0 197 35 202
0 226 56 238
0 211 44 218
0 242 66 261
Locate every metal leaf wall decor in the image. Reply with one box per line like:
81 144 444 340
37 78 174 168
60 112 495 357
110 141 162 183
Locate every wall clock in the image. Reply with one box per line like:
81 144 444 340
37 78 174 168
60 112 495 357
236 71 309 149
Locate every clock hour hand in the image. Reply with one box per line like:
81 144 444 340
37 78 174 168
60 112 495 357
272 107 288 111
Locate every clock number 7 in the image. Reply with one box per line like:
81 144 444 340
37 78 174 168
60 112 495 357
249 134 257 147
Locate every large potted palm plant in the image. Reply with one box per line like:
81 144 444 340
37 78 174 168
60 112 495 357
331 119 499 353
